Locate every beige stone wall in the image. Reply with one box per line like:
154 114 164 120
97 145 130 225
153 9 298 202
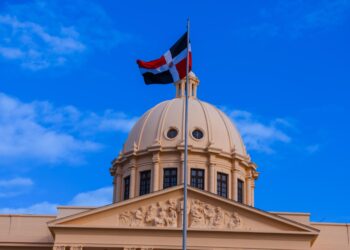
311 222 350 250
0 214 54 248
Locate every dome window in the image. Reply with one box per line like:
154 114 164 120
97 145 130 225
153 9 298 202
167 128 178 139
192 129 204 140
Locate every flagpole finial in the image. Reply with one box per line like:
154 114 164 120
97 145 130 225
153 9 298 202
174 72 199 99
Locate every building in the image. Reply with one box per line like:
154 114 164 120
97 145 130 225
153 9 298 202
0 74 349 250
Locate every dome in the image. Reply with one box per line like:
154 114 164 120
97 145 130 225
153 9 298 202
123 81 247 157
111 73 257 206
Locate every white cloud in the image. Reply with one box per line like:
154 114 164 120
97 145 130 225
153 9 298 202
0 47 24 59
249 0 350 38
225 109 291 153
0 177 34 198
0 201 57 214
0 178 33 187
0 186 112 214
70 187 113 206
0 93 100 164
0 93 137 165
0 0 127 70
306 144 320 154
84 111 139 134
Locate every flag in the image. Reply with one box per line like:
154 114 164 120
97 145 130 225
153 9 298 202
136 32 192 84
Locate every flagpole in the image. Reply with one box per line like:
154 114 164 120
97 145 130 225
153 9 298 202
182 17 190 250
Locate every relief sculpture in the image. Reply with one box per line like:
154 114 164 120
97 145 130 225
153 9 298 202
188 199 241 229
119 199 179 228
118 198 242 230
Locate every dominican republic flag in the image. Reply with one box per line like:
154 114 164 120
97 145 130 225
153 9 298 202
137 32 192 84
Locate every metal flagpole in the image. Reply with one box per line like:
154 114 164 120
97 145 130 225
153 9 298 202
182 17 190 250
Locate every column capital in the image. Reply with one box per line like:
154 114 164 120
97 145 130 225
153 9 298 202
70 246 83 250
180 152 185 162
246 171 253 179
129 158 137 167
209 154 216 163
152 152 160 163
231 168 240 174
53 246 65 250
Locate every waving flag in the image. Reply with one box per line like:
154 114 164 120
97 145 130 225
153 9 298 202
137 32 192 84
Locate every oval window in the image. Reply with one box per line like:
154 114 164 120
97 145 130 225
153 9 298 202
167 129 178 139
192 129 204 139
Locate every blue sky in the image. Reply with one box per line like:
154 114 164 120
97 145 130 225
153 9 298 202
0 0 349 222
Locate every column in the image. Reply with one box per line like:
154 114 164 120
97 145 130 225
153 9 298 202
209 163 215 193
115 172 122 202
251 181 255 207
193 84 198 98
130 164 136 199
112 174 117 203
53 246 65 250
152 153 160 192
209 154 216 193
180 152 184 184
231 161 239 201
70 246 83 250
246 174 252 206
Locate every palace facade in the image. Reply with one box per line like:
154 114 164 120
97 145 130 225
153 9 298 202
0 74 349 250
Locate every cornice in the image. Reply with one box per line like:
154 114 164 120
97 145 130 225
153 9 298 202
113 145 259 176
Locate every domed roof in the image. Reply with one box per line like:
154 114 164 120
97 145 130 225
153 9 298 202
123 95 247 157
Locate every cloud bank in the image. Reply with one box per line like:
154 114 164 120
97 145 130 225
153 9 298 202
249 0 350 38
0 177 34 198
225 109 292 153
0 93 137 165
0 0 127 70
0 186 112 214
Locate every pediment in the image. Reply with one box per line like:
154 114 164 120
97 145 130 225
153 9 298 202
49 186 319 235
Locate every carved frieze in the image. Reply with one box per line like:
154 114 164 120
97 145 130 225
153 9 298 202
119 199 179 227
189 199 241 229
118 198 242 230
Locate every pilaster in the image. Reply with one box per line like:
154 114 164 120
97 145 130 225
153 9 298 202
209 163 215 193
246 172 253 206
209 154 216 193
180 152 184 184
129 159 137 198
53 246 65 250
112 174 117 203
152 152 160 192
231 160 240 201
251 181 255 207
70 246 83 250
115 170 122 202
